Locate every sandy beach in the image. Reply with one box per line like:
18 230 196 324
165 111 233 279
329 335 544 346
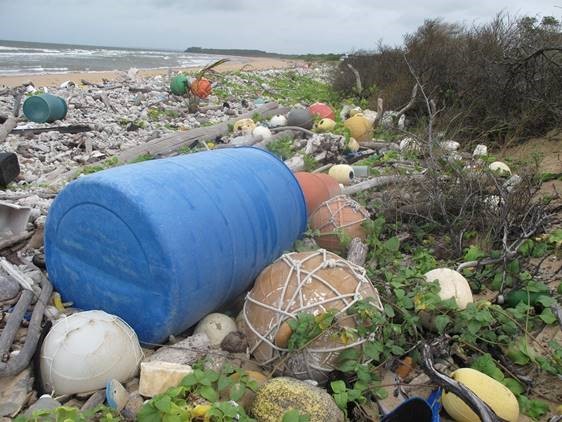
0 56 300 88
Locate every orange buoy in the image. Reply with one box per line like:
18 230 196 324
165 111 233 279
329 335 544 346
295 172 340 215
309 195 369 253
190 78 212 98
241 250 382 382
315 173 341 197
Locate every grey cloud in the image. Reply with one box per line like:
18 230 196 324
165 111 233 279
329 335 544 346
0 0 559 53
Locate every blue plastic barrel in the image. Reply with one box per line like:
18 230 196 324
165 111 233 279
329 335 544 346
45 148 307 343
23 93 68 123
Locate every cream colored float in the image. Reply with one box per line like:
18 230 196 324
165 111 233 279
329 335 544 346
424 268 473 309
328 164 355 185
313 118 336 133
347 137 360 152
269 114 287 127
489 161 511 176
252 125 272 140
233 118 256 135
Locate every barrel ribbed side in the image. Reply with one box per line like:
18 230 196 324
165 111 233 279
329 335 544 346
45 148 306 343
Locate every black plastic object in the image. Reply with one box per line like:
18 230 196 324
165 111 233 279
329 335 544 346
381 397 434 422
0 153 20 186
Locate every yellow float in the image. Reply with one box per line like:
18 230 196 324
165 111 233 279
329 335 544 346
442 368 519 422
344 114 372 142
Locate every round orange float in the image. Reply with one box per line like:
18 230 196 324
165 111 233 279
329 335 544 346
315 173 341 197
295 172 341 215
241 249 382 382
309 195 370 253
190 78 212 98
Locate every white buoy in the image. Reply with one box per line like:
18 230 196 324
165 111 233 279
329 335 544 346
194 313 237 346
269 114 287 128
252 125 272 140
489 161 511 176
424 268 473 310
441 140 460 152
40 310 143 395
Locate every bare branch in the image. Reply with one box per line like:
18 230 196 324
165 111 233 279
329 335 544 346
374 97 384 127
395 83 419 119
347 63 363 95
421 342 501 422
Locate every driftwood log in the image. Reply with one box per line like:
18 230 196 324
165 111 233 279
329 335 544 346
343 174 425 195
10 125 92 135
50 103 289 185
0 275 53 376
360 140 400 151
116 102 287 162
0 92 23 142
312 163 333 174
270 126 315 137
346 238 368 267
0 232 33 251
0 116 18 143
129 86 157 93
374 97 384 127
347 63 363 95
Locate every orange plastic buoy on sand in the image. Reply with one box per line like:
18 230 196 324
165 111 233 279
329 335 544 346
190 78 212 98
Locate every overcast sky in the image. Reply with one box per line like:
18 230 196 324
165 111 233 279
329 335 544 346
0 0 559 53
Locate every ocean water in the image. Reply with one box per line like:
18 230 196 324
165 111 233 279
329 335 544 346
0 40 223 75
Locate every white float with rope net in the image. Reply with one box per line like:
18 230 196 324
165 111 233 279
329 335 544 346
241 249 382 383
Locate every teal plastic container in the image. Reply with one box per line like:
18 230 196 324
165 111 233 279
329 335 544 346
170 74 188 95
23 94 67 123
45 148 307 343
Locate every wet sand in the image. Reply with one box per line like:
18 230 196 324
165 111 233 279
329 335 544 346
0 57 301 88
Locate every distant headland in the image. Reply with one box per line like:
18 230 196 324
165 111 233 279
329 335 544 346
185 47 341 61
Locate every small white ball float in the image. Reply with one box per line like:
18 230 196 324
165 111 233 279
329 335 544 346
269 114 287 128
252 125 272 140
489 161 511 176
194 313 237 346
